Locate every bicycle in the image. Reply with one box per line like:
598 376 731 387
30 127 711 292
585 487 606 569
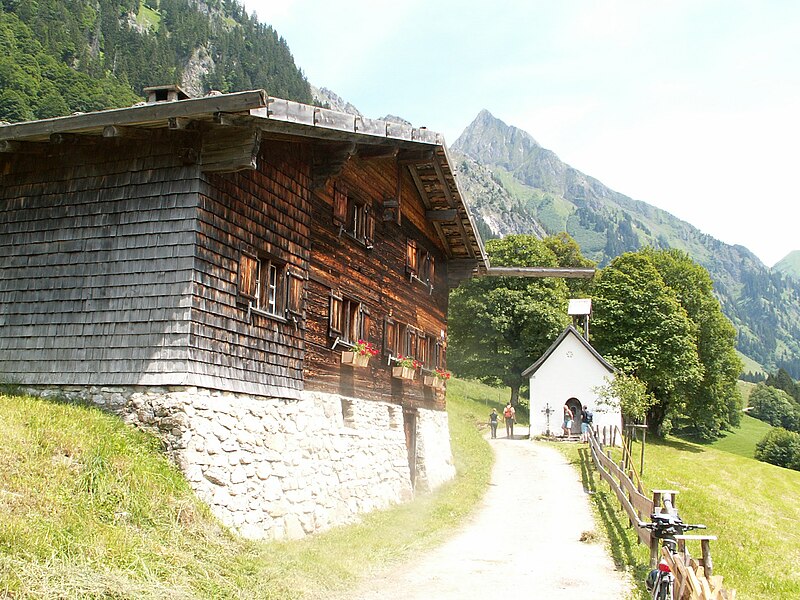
639 503 706 600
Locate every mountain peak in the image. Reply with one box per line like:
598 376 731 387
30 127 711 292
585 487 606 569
452 110 541 170
774 250 800 279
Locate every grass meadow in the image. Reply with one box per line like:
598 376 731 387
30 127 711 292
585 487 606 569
559 411 800 600
0 379 496 599
3 379 796 598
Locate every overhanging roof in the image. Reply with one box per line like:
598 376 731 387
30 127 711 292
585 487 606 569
0 90 488 275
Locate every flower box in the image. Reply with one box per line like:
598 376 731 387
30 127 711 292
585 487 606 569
341 351 370 367
423 375 445 389
392 366 416 381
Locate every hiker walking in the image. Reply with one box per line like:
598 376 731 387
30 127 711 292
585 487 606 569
504 402 516 438
562 404 574 438
580 406 593 442
489 408 499 438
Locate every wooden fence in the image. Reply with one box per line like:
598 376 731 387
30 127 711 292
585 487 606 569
587 427 736 599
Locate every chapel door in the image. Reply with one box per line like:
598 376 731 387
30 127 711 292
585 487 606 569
566 398 583 436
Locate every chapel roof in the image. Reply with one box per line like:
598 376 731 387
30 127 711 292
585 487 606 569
521 325 615 377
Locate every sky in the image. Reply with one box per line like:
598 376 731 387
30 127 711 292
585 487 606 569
241 0 799 267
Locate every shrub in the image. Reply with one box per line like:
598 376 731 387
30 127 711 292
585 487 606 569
754 428 800 470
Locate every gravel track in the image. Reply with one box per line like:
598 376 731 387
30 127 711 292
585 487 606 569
344 426 633 599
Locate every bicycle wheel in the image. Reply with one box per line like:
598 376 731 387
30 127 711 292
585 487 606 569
657 578 673 600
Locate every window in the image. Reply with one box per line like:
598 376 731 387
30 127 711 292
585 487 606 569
334 183 375 248
329 293 370 344
238 250 304 319
406 238 435 288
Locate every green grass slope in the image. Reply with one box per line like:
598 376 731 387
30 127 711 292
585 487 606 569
563 425 800 599
0 379 499 598
709 413 772 458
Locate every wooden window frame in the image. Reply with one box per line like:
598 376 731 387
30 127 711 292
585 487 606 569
329 292 369 345
239 250 300 321
335 185 375 249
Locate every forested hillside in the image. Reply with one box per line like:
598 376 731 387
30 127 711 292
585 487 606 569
452 110 800 378
0 0 311 122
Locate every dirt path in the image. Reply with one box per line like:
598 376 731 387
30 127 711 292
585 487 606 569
345 426 633 599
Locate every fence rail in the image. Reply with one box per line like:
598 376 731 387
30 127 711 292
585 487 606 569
587 428 736 600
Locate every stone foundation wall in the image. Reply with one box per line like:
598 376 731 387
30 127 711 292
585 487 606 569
27 385 455 540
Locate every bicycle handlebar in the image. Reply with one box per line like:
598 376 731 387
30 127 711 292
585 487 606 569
638 520 707 532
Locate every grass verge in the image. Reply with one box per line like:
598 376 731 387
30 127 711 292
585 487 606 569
558 425 800 600
0 378 498 598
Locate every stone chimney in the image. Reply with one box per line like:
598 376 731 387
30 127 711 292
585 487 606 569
142 84 191 104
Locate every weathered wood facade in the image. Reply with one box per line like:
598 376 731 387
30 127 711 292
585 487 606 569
0 89 486 539
0 90 486 401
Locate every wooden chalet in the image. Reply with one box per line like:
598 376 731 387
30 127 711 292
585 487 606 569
0 87 489 538
0 87 485 404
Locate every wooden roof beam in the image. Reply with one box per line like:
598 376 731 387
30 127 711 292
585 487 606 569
50 132 98 145
356 145 399 160
103 125 153 139
311 141 356 190
426 209 458 222
431 156 475 259
0 140 47 153
397 148 435 165
484 267 596 279
408 164 453 259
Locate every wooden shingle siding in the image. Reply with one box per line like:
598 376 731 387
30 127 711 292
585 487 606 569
0 139 198 386
190 140 311 396
303 154 447 410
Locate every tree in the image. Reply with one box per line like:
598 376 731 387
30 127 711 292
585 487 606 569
448 235 572 406
591 252 702 435
542 232 596 297
765 368 800 403
754 428 800 471
594 371 656 423
749 383 800 431
645 248 742 439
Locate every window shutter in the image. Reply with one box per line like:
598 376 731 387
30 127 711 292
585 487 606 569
360 305 371 342
384 318 396 356
418 333 427 366
406 239 418 275
238 252 258 300
365 210 375 247
286 270 305 316
333 183 348 225
329 292 343 336
434 341 443 369
407 328 418 358
426 254 435 285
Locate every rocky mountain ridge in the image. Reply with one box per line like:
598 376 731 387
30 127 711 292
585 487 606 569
451 109 800 377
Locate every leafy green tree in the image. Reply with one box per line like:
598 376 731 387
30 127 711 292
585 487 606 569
765 368 800 403
448 235 572 406
645 248 742 439
754 428 800 470
542 232 596 297
591 252 702 435
594 372 656 423
749 383 800 431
